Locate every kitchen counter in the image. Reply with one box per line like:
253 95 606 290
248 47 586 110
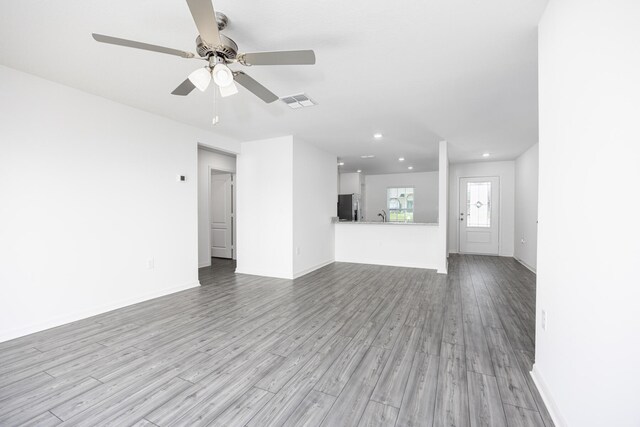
336 221 438 226
334 221 440 269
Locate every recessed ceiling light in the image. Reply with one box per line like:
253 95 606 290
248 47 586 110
373 133 383 139
360 155 375 159
357 169 362 173
482 153 491 157
408 166 414 170
338 162 344 166
398 157 405 162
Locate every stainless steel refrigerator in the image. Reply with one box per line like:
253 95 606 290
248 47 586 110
337 193 360 221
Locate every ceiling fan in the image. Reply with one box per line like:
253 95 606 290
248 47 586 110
91 0 316 104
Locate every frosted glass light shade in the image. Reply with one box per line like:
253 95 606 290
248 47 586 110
219 81 238 97
212 64 234 87
188 68 212 92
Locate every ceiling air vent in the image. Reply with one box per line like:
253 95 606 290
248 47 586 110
280 93 317 109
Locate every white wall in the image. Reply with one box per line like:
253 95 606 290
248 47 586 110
335 224 440 269
448 160 515 256
236 136 337 280
197 148 236 267
535 2 640 426
0 65 239 342
339 172 362 195
437 141 449 274
364 172 439 223
235 136 294 279
514 143 538 272
293 141 337 278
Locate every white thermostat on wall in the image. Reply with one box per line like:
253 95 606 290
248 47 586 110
177 175 187 182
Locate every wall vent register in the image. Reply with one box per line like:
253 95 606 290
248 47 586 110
280 93 317 109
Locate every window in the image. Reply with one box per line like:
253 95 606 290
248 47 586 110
387 187 414 222
466 182 491 227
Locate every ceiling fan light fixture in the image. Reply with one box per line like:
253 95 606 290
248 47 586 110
188 67 212 92
219 81 239 97
213 63 234 87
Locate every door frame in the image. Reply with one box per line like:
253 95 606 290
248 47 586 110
208 166 236 261
457 175 501 255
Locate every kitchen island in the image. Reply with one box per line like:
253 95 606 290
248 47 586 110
334 221 440 270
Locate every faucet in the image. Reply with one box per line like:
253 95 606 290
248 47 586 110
378 210 387 222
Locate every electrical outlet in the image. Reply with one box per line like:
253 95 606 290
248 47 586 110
521 238 526 244
541 309 547 331
147 257 155 270
296 247 301 255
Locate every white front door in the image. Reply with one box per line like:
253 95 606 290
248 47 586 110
459 177 500 255
210 173 233 259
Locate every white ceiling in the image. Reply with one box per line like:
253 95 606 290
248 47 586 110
0 0 547 174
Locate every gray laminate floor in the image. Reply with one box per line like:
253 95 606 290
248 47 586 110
0 255 553 426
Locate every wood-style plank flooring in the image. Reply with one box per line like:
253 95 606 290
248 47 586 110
0 255 553 426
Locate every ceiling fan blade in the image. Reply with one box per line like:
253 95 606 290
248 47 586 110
92 33 197 58
186 0 222 47
239 50 316 66
234 71 279 103
171 78 197 96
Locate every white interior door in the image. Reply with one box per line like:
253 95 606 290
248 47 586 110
210 173 233 259
459 177 500 255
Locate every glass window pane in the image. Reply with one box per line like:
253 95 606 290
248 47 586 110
387 187 415 223
466 182 491 227
399 194 407 209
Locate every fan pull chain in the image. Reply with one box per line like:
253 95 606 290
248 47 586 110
212 86 220 125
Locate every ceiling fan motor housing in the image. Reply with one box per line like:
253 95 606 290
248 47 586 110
196 34 238 60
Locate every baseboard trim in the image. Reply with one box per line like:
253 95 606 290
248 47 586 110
198 261 212 268
335 258 438 271
514 256 537 273
437 258 449 275
293 259 335 279
0 280 200 344
530 364 567 427
234 269 293 280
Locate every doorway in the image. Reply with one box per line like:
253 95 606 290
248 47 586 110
210 171 234 259
459 176 500 255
